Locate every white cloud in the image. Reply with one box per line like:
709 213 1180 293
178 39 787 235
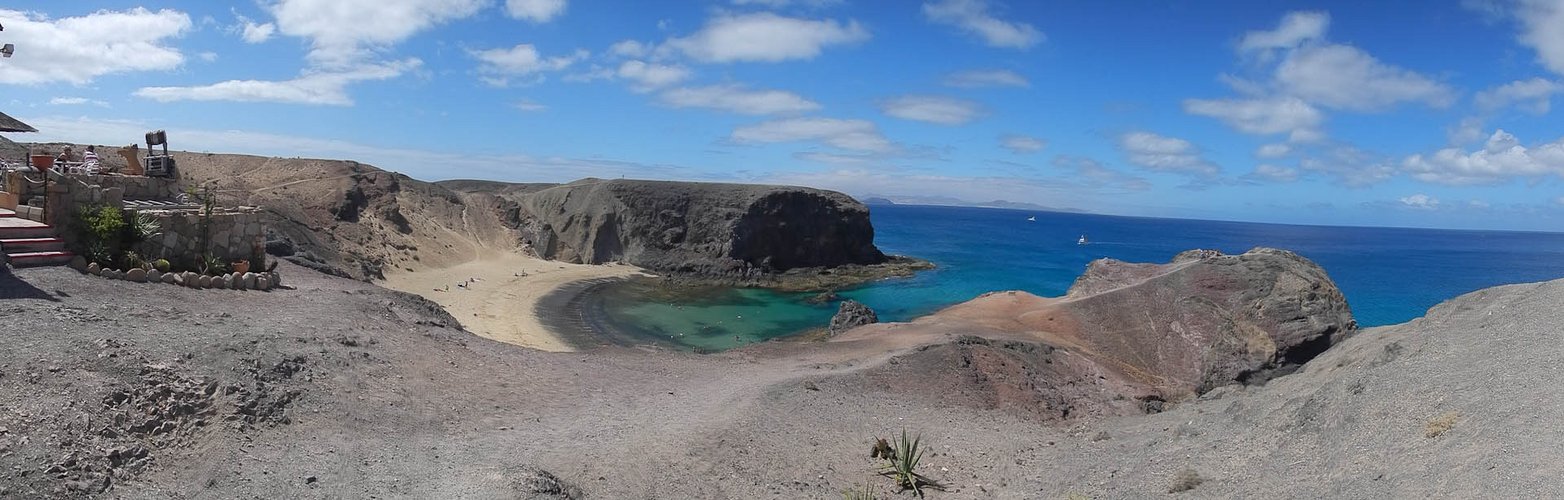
880 95 984 125
1183 96 1323 140
1448 116 1487 145
1398 194 1440 210
663 13 868 63
1116 132 1220 176
608 40 650 58
1515 0 1564 75
470 45 588 86
1238 11 1327 54
198 52 219 62
731 117 894 152
1256 143 1292 158
514 100 547 112
1248 164 1299 182
1188 10 1454 140
49 97 109 107
267 0 486 66
1275 45 1455 111
1475 77 1562 113
134 59 421 106
0 8 191 85
1052 156 1152 191
506 0 567 23
1000 134 1046 154
616 60 692 91
240 20 276 43
1402 129 1564 185
943 69 1029 88
659 85 820 115
1299 144 1396 187
922 0 1042 49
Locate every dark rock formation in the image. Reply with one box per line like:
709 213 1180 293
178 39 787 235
828 299 878 335
519 179 887 276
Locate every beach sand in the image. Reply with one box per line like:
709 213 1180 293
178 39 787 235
379 252 646 351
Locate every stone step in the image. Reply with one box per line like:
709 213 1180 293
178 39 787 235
0 223 55 240
0 207 14 218
7 250 74 267
1 237 65 254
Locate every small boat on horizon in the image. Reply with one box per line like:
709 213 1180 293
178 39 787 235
1027 215 1036 222
1077 234 1088 245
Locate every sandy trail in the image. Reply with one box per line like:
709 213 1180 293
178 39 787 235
379 252 646 351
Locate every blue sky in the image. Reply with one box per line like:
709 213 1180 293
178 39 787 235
2 1 1564 231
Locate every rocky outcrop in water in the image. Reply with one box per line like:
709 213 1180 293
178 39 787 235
518 179 888 277
828 300 878 336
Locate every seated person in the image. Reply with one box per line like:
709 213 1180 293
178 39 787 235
82 145 99 164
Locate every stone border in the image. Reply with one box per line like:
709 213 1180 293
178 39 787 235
68 257 282 291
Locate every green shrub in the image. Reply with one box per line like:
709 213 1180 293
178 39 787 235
152 258 171 272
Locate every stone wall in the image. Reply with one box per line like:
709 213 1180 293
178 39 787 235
135 208 267 263
84 175 181 201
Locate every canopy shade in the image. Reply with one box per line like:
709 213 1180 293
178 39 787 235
0 111 36 133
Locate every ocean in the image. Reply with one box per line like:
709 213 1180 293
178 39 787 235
583 204 1564 351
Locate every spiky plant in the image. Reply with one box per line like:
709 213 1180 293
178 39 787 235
878 429 943 497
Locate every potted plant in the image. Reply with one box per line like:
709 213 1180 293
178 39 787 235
230 258 250 274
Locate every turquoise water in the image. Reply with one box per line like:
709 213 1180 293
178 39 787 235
589 204 1564 351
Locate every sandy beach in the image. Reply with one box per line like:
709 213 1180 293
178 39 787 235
379 252 646 351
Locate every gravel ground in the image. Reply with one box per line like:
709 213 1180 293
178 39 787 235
1 261 1560 499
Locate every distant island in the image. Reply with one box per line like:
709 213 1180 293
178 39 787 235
858 193 1081 213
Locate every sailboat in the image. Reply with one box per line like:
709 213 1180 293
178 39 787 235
1027 215 1036 222
1077 234 1088 245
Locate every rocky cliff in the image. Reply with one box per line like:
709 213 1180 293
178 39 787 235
841 247 1357 422
513 179 888 276
60 147 904 284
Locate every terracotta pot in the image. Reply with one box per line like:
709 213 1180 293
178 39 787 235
230 260 250 274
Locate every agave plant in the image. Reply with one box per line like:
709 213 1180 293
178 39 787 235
878 429 943 497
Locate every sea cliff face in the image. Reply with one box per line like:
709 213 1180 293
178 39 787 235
518 179 888 277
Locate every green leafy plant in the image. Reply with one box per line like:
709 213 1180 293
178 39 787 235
152 258 171 272
200 254 227 276
876 430 943 497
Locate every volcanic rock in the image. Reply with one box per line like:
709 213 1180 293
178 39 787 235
519 179 887 277
828 300 878 336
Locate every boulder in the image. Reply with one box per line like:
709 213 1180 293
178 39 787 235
197 275 211 289
147 269 161 282
828 300 878 336
161 273 177 284
241 272 257 290
126 268 147 283
87 263 101 275
256 276 270 290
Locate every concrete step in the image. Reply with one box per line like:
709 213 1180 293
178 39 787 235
7 250 74 267
0 207 14 218
1 237 66 254
0 221 57 240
